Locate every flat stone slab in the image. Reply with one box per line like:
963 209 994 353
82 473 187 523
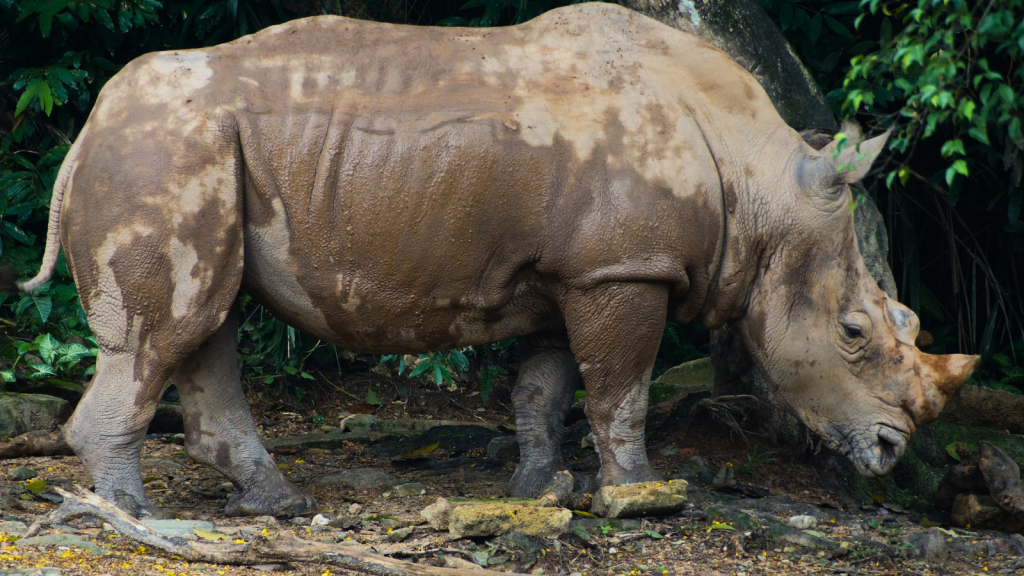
449 503 572 539
140 519 213 538
591 479 688 518
421 496 554 530
312 468 401 490
16 533 101 554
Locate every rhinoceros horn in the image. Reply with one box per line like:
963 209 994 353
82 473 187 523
885 296 978 424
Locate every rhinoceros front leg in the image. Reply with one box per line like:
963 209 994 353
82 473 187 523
564 282 666 487
173 307 315 517
507 334 582 497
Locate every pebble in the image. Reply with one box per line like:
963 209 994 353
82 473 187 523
386 527 412 542
6 467 37 481
348 503 363 515
394 483 427 497
310 514 331 526
0 521 28 536
788 515 818 530
289 516 311 526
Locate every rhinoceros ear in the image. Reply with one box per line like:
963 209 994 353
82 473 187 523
818 122 892 185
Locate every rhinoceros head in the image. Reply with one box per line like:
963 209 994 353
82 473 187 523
735 124 979 477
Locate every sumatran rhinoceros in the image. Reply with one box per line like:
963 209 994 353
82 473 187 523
7 3 978 517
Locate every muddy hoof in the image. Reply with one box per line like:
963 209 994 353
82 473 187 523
508 465 569 498
224 485 316 517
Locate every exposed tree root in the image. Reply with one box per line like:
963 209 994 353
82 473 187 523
938 441 1024 533
0 429 73 459
27 486 516 576
689 394 769 440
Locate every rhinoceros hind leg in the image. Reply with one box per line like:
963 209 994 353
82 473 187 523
174 306 315 517
564 282 666 487
62 352 161 517
507 335 581 498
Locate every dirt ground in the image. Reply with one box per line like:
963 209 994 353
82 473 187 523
2 371 1024 575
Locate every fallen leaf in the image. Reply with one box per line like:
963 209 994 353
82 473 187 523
194 529 228 542
405 443 439 457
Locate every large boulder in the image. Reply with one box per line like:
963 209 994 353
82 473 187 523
0 393 71 438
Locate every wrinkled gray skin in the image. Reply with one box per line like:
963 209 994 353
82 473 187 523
11 4 977 516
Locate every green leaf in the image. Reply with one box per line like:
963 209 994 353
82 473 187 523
27 479 47 494
32 296 53 324
945 159 969 186
0 369 15 383
809 14 823 43
38 334 59 364
707 523 734 531
299 371 315 380
194 529 228 541
779 3 793 30
4 221 33 245
825 17 852 38
408 361 431 378
282 365 298 375
968 126 989 145
645 529 664 539
365 388 383 406
15 83 39 117
37 82 54 115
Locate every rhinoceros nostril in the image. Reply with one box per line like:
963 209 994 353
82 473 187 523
876 427 906 470
877 435 897 466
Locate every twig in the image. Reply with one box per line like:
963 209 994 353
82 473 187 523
26 486 517 576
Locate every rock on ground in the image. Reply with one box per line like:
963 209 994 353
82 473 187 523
140 519 213 538
591 480 688 518
906 528 949 563
449 503 571 539
0 394 71 438
15 533 101 554
486 436 519 460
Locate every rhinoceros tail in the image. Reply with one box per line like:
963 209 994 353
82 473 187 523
10 126 89 294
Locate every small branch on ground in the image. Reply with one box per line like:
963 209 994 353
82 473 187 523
27 486 516 576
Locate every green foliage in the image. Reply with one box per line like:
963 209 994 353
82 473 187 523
840 0 1023 206
738 444 778 479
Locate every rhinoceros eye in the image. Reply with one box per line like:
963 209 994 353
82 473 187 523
841 322 863 339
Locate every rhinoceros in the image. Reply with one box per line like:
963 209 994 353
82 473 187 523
7 2 977 517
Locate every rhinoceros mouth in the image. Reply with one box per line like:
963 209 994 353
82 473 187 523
818 423 909 478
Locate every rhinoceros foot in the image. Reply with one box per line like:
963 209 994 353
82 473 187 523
507 464 569 499
224 475 315 516
223 482 316 517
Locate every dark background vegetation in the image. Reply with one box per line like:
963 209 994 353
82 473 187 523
0 0 1021 409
